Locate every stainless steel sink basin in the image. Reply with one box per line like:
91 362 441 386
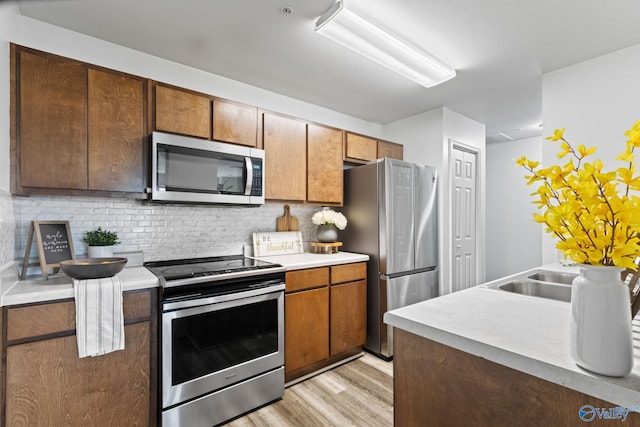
483 269 578 302
527 271 577 285
497 280 571 302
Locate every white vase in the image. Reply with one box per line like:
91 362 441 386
87 246 114 258
569 264 634 377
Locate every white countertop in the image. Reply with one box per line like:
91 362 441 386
0 251 369 307
255 251 369 270
2 266 159 306
384 262 640 408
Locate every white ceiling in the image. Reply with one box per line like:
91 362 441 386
15 0 640 141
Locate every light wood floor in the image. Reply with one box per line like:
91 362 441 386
224 353 394 427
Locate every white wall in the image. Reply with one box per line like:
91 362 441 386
486 136 542 281
542 42 640 264
383 107 486 295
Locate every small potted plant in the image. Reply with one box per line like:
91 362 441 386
82 226 121 258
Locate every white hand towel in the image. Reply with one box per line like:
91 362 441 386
73 276 125 358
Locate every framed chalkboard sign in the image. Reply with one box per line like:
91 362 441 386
21 221 76 280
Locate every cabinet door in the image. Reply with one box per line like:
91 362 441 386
263 113 307 202
377 140 403 160
307 124 343 205
5 322 151 426
345 132 377 162
213 98 258 147
88 69 146 192
285 287 329 374
18 50 88 189
155 84 211 139
330 280 367 355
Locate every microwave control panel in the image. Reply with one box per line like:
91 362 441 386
250 160 263 196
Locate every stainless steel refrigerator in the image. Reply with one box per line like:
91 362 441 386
342 158 438 359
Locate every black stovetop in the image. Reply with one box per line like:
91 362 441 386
144 255 283 282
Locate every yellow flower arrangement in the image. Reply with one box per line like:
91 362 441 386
516 120 640 270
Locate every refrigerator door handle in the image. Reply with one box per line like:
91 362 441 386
380 266 436 280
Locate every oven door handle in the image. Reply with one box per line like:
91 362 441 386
162 283 285 312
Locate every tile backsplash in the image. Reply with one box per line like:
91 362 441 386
0 190 16 267
12 195 326 267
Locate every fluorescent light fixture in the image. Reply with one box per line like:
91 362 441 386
314 1 455 88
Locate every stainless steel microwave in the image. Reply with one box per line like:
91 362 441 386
150 132 265 205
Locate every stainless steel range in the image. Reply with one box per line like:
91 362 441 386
145 255 286 427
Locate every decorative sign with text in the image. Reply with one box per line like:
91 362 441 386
22 221 76 280
253 231 303 257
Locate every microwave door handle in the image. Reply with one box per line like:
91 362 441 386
244 157 253 195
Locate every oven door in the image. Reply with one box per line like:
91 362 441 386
162 285 284 409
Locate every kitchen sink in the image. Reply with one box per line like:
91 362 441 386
496 280 571 302
482 269 577 302
527 271 577 285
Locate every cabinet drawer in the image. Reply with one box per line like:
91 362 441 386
286 267 329 293
331 262 367 284
6 290 152 342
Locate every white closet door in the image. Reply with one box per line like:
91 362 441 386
452 147 477 292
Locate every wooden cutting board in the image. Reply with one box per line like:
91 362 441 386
276 205 299 231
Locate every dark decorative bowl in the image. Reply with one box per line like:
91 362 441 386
60 258 128 280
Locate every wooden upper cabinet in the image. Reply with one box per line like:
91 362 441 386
263 113 307 202
154 84 211 139
213 98 258 147
12 45 147 195
307 124 343 205
18 50 88 190
377 139 403 160
88 69 146 192
345 132 377 162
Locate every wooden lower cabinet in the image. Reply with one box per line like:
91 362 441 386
285 287 329 374
6 322 151 426
393 328 640 427
330 279 366 356
2 289 157 427
285 262 366 382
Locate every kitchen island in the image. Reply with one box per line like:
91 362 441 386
384 263 640 427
